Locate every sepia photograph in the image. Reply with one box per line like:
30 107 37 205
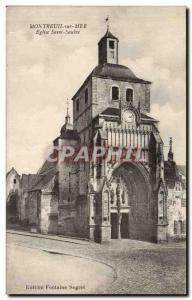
6 6 187 295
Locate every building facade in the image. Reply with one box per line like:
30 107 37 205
164 140 186 240
6 28 186 243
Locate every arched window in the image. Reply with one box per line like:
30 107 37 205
126 88 133 103
13 179 16 184
112 86 119 101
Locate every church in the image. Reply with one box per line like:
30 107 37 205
7 27 185 243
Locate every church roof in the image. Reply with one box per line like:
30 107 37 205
6 167 20 178
60 128 80 140
21 174 42 191
99 107 158 122
37 160 57 175
30 166 57 191
92 63 151 84
100 107 119 116
98 29 119 43
141 113 158 121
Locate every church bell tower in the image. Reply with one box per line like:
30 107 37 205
98 28 119 65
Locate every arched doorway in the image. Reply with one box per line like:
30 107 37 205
7 192 19 223
109 162 157 242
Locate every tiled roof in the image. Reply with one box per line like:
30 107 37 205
6 167 20 178
30 167 57 191
140 113 158 121
100 107 158 122
60 128 80 140
37 160 57 175
92 63 151 84
21 174 41 190
98 29 119 43
100 107 119 116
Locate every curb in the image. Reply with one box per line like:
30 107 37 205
6 230 91 246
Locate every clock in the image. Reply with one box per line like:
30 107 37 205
122 110 135 123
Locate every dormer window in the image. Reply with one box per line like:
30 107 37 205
112 86 119 101
85 88 88 105
76 98 79 113
126 88 133 103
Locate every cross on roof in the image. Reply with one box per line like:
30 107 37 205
105 16 110 31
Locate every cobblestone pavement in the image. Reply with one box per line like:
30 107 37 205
6 231 186 295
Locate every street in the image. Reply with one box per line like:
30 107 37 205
6 231 186 295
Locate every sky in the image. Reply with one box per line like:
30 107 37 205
6 6 186 174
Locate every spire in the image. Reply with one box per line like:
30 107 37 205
168 137 174 161
65 98 71 125
61 99 73 134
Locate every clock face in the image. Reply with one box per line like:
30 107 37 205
123 111 135 123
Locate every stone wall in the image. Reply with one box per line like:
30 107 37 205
58 138 79 204
73 79 92 133
27 191 40 227
129 222 158 242
58 207 77 235
167 186 186 239
76 199 89 237
92 77 150 119
73 76 150 137
20 175 30 222
40 192 58 234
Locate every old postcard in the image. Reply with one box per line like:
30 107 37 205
6 6 187 295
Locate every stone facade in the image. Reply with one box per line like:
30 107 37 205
6 28 186 243
165 158 186 240
167 184 186 239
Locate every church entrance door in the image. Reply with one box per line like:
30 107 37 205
111 213 129 239
109 161 153 242
120 213 129 238
111 213 118 239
